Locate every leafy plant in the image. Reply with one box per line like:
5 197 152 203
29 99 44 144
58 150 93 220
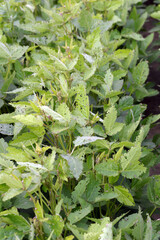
0 0 159 239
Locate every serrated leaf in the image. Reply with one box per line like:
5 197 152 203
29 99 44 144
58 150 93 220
147 175 160 206
0 42 11 59
68 204 93 224
103 106 117 134
114 186 135 206
75 85 89 119
9 132 38 147
84 175 100 202
61 154 83 180
0 138 8 153
72 179 89 203
99 222 113 240
44 150 56 171
44 214 64 237
118 213 139 230
2 146 30 162
1 214 30 232
120 146 146 178
78 10 93 31
133 61 149 85
13 114 43 127
74 136 104 147
95 160 119 177
119 118 141 141
56 103 71 123
132 209 144 240
144 215 152 240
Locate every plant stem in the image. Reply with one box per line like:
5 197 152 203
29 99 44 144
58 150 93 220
150 206 157 217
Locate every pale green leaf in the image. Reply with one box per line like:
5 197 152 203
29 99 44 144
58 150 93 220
74 136 104 147
13 114 43 127
40 106 65 123
61 154 83 180
95 160 119 177
56 103 71 123
3 188 23 201
9 132 38 147
103 106 117 134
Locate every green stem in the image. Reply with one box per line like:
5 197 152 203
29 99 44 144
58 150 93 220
59 135 66 151
5 62 11 81
150 206 157 217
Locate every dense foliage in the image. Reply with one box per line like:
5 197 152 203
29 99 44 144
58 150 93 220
0 0 160 239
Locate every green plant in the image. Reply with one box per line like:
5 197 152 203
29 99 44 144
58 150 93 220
0 0 159 239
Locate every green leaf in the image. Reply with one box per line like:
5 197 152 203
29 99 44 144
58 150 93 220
147 175 160 206
74 136 104 147
114 186 135 206
61 154 83 180
103 106 116 134
151 11 160 20
144 215 152 240
94 192 118 203
132 209 144 240
58 74 68 97
84 217 111 240
57 103 71 124
78 10 93 32
132 61 149 85
68 204 93 224
13 114 43 127
1 214 30 232
41 105 66 123
0 173 23 189
3 188 23 201
0 138 8 153
118 213 139 230
0 123 13 135
95 160 119 177
66 223 84 240
0 42 11 59
43 214 64 238
72 179 89 203
44 150 56 171
10 45 28 60
120 146 146 178
3 146 30 162
9 132 38 147
119 118 141 141
75 85 89 119
84 174 100 202
35 200 43 220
